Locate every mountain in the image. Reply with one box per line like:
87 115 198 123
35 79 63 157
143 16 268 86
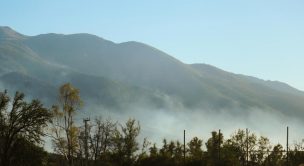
1 26 304 118
0 26 26 40
0 72 57 104
24 34 210 107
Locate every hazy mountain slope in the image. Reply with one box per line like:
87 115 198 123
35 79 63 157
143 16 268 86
190 63 304 98
24 32 304 112
1 26 304 117
0 70 167 111
24 34 228 108
0 72 57 104
0 38 69 83
62 72 167 110
191 64 304 116
0 27 167 110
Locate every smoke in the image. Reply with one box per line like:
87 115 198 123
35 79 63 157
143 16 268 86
2 86 300 152
82 98 304 149
0 82 4 92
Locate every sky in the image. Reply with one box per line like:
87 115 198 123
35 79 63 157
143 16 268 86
1 0 304 90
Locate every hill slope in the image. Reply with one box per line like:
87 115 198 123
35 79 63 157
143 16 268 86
0 26 304 118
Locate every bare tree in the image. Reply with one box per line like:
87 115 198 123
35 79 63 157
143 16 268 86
88 117 117 162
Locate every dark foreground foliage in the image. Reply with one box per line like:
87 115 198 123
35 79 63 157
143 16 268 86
46 126 304 166
0 90 52 166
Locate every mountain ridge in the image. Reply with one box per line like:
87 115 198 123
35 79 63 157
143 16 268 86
0 26 26 40
1 26 304 118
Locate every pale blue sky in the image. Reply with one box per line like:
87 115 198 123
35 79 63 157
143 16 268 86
1 0 304 90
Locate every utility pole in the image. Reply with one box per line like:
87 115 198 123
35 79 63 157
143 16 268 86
218 129 221 165
83 118 90 166
286 126 289 166
246 128 249 166
184 130 186 166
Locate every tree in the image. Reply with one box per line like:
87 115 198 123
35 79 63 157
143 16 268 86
0 90 52 166
51 83 83 166
174 141 183 165
137 138 151 165
159 139 170 159
205 131 223 165
88 117 117 164
265 144 284 166
157 139 176 166
137 143 159 166
187 137 204 166
289 140 304 166
112 118 140 165
228 129 257 165
221 139 242 166
149 143 158 158
188 137 203 160
255 136 271 165
10 137 48 166
122 118 141 165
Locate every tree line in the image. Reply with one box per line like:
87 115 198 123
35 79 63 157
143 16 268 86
0 83 304 166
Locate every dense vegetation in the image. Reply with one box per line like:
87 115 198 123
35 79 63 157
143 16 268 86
0 84 304 166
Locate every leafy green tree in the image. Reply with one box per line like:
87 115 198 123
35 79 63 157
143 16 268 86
187 137 204 166
265 144 284 166
157 139 178 166
289 140 304 166
137 143 156 166
188 137 203 160
168 141 176 159
174 141 183 165
10 137 48 166
112 118 140 165
0 90 52 166
254 136 271 165
149 143 158 158
136 138 151 165
205 131 223 166
122 118 140 165
159 139 170 159
229 129 257 165
221 139 242 166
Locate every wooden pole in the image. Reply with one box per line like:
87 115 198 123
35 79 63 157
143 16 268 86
184 130 186 165
218 129 221 164
83 118 90 166
246 128 249 166
287 126 289 166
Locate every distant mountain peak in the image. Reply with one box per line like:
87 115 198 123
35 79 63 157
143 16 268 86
1 26 304 118
0 26 26 40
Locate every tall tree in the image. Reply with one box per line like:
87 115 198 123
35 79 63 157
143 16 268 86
112 118 140 165
0 91 52 166
205 131 223 165
229 129 257 165
188 137 203 160
221 139 242 166
255 136 271 165
88 117 117 163
265 144 284 166
289 140 304 166
51 83 83 166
